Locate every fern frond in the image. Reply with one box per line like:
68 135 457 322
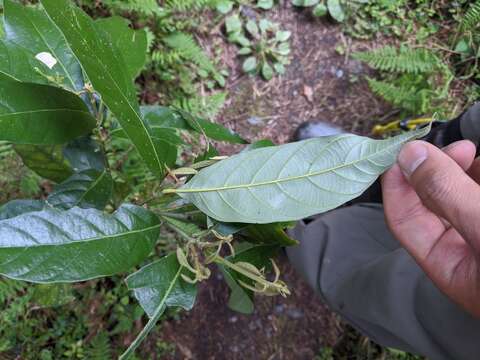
173 91 226 119
162 32 217 74
0 141 13 160
0 279 25 304
367 77 430 114
165 0 217 12
354 46 439 74
102 0 164 16
87 332 113 360
462 0 480 31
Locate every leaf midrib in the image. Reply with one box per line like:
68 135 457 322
0 108 89 118
120 264 183 360
178 138 401 194
0 222 161 249
76 170 108 206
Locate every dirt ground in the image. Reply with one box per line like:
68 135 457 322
152 4 393 360
157 255 341 360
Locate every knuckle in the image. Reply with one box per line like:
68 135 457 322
417 168 454 205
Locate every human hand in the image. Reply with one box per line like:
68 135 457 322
382 140 480 318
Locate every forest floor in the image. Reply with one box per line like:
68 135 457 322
149 4 394 360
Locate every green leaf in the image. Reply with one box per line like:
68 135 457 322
291 0 319 7
47 169 113 210
161 215 203 239
274 62 286 74
175 126 431 223
244 223 298 246
246 20 259 37
220 244 278 314
275 30 291 42
257 0 274 9
95 17 148 79
312 3 328 17
41 0 166 178
238 47 252 55
243 139 275 152
32 283 74 308
0 40 50 83
110 106 184 169
179 110 247 144
14 144 74 183
3 0 83 91
0 199 46 220
259 18 273 33
220 265 254 314
243 56 257 73
0 204 160 283
216 0 234 14
454 39 471 54
63 136 105 172
141 106 189 130
0 81 96 145
327 0 346 22
122 253 197 360
225 14 242 33
261 62 274 80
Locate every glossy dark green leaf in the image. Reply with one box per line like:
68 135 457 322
14 144 74 183
176 126 430 223
161 215 203 239
122 253 196 359
0 204 160 283
0 40 48 83
0 199 46 220
179 110 247 144
47 169 113 210
0 81 96 145
244 223 298 246
41 0 166 178
95 16 148 79
63 136 105 172
3 0 83 91
141 106 189 130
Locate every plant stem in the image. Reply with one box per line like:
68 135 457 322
119 266 183 360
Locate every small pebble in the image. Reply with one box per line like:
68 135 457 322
286 308 304 319
247 116 263 126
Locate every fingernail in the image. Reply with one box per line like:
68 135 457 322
398 141 428 177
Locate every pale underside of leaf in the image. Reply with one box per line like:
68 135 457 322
177 126 430 223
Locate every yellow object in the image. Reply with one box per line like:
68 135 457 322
372 117 433 136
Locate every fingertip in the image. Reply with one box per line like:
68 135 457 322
397 141 429 177
442 140 476 171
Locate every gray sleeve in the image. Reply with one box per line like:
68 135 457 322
287 204 480 360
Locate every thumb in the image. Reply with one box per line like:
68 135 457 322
398 140 480 248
